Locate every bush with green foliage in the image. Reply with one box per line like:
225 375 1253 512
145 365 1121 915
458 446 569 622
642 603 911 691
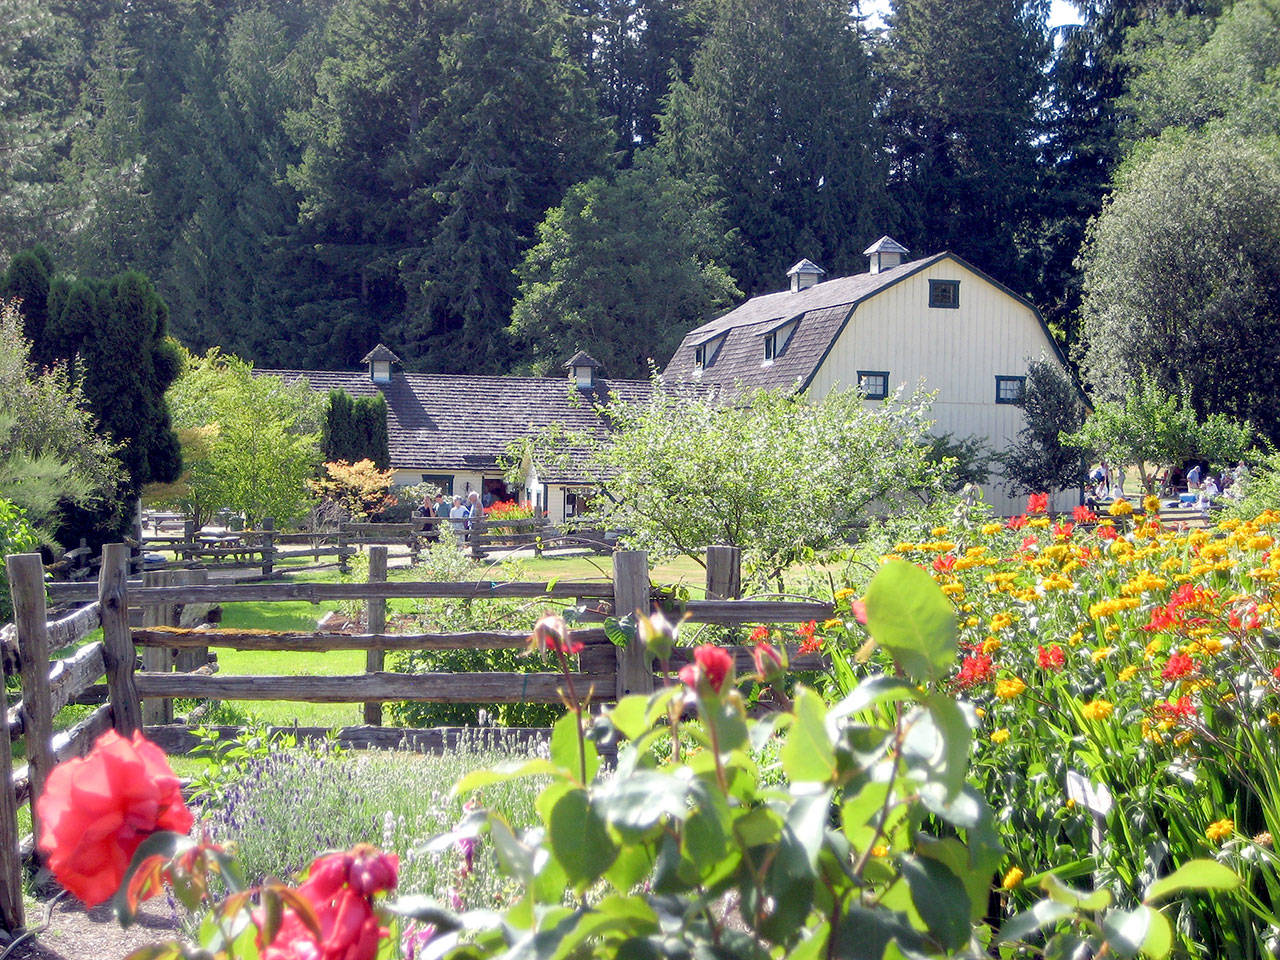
0 496 39 622
322 389 390 470
1001 357 1090 496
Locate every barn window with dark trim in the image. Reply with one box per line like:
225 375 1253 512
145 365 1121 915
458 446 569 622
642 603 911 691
929 279 960 308
763 333 776 361
858 370 889 400
995 376 1026 404
694 344 706 368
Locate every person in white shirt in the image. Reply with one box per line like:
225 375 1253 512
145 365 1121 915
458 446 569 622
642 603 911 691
449 496 468 533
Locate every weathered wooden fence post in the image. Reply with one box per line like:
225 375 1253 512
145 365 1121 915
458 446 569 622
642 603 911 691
261 517 275 576
6 554 53 866
337 526 350 574
0 641 23 932
99 543 142 735
142 570 176 725
173 569 210 676
182 520 195 562
363 546 388 726
612 550 652 700
705 545 742 600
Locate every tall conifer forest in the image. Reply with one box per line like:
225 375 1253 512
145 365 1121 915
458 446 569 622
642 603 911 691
1 0 1277 433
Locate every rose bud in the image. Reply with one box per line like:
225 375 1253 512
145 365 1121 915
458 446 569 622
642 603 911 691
752 641 786 683
638 610 676 662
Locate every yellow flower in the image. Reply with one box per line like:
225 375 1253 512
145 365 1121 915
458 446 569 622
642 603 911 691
965 616 980 627
996 677 1027 700
1144 494 1162 513
989 612 1014 631
1206 819 1234 844
1202 637 1223 655
1090 646 1115 664
1081 699 1114 721
981 522 1004 536
834 588 856 601
1118 665 1139 682
990 728 1011 744
894 542 918 553
931 526 949 538
1028 517 1051 528
871 844 890 858
1001 867 1024 890
1267 712 1280 727
981 637 1002 655
1109 499 1134 517
822 618 842 630
941 583 965 597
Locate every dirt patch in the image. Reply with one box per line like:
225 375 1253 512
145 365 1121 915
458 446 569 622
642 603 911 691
4 896 184 960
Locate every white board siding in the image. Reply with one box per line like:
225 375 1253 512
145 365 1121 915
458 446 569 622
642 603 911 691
806 258 1079 515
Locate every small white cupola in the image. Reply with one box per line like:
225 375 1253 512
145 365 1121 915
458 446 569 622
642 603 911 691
564 349 602 390
863 236 910 275
786 258 826 292
361 343 401 384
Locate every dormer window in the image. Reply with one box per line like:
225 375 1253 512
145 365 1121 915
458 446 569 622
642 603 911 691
929 280 960 309
563 349 602 390
694 345 706 368
361 343 401 384
763 333 776 362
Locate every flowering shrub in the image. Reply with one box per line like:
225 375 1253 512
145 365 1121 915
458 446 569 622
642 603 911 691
818 499 1280 955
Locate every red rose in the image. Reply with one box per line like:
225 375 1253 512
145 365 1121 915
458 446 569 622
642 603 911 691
752 642 785 682
261 847 398 960
35 730 193 907
681 644 734 693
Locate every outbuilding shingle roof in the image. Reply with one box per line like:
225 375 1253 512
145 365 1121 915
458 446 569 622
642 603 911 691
263 368 651 483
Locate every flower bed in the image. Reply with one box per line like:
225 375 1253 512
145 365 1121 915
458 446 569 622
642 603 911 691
820 497 1280 954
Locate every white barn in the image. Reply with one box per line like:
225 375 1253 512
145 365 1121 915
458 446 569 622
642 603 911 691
663 237 1082 515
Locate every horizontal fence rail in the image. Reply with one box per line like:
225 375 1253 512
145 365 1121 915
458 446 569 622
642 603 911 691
132 627 610 651
128 580 617 604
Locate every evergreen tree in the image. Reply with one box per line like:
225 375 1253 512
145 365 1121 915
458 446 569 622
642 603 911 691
510 152 739 378
877 0 1049 295
322 390 389 468
397 0 613 372
659 0 886 294
1000 359 1089 496
2 247 51 365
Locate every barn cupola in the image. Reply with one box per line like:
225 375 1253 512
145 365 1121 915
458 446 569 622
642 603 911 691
362 343 401 384
786 258 826 292
564 350 602 390
863 236 910 275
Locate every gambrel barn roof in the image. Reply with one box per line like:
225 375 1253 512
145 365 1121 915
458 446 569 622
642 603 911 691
663 252 1072 394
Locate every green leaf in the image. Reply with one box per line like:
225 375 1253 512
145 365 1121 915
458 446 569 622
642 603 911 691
864 559 958 682
596 771 692 838
609 695 650 740
998 899 1075 945
112 831 196 929
550 713 600 782
549 788 617 889
827 675 919 723
705 697 749 755
1043 873 1112 911
1138 906 1173 959
1144 859 1241 902
384 896 464 931
604 616 636 648
788 791 832 869
917 836 989 922
923 694 971 800
782 687 837 782
1101 906 1152 958
751 826 816 942
900 854 970 950
605 843 654 894
452 758 563 795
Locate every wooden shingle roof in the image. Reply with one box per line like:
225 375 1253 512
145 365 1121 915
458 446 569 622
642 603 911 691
264 368 651 482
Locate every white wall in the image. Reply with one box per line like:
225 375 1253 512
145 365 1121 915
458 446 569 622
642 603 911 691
807 258 1081 515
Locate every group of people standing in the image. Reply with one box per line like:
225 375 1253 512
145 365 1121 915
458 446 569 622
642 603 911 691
422 491 482 533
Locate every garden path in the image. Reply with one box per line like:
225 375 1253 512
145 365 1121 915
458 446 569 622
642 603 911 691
6 896 182 960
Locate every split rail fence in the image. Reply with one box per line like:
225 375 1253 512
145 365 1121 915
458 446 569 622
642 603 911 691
0 542 832 934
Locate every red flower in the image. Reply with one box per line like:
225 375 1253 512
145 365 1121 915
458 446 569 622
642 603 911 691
933 554 956 573
1271 664 1280 680
1007 514 1029 530
1097 525 1119 541
1161 652 1195 681
261 847 398 960
956 653 994 688
1154 696 1197 721
1027 493 1049 514
1036 644 1065 671
531 616 583 655
1073 505 1097 524
680 644 734 694
1144 605 1182 633
850 598 867 624
1053 522 1074 539
35 730 193 907
748 625 769 643
752 642 785 681
1021 535 1038 552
